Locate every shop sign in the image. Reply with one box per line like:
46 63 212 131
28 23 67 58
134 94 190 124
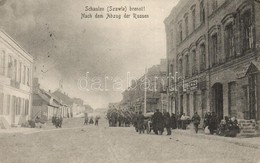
189 79 198 90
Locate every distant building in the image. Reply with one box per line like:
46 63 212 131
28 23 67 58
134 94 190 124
0 30 33 127
32 78 68 120
84 104 94 113
72 98 85 115
120 59 167 113
52 89 73 117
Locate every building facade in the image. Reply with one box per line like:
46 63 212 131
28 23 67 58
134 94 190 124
120 59 167 113
0 30 33 127
165 0 260 124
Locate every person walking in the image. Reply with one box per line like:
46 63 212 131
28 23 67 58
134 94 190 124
133 112 138 132
164 112 171 135
152 109 164 135
192 112 201 133
84 113 88 125
170 113 177 129
137 111 145 134
95 116 99 126
180 113 187 130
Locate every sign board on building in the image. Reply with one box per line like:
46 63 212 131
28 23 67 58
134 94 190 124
189 79 198 90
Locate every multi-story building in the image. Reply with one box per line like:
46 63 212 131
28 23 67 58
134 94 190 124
165 0 260 125
120 59 168 113
0 30 33 127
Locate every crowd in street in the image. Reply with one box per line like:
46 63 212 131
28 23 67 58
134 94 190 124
203 112 240 137
105 107 241 137
84 113 100 126
106 108 133 127
52 115 63 128
131 110 240 137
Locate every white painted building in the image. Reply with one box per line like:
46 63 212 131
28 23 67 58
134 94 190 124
0 30 33 127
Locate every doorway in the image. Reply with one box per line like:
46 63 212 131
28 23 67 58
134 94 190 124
212 83 223 123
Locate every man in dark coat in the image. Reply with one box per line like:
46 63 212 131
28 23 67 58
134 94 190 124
137 111 145 134
164 112 171 135
133 112 138 132
170 113 177 129
192 112 201 133
208 112 217 134
152 109 164 135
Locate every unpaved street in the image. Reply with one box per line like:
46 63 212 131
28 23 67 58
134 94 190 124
0 117 259 163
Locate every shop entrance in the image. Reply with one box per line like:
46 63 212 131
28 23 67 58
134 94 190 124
248 74 257 120
212 83 223 123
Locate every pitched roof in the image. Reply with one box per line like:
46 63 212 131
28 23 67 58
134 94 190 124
52 89 73 106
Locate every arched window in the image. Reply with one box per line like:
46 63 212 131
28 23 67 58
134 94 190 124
200 44 206 71
241 9 253 52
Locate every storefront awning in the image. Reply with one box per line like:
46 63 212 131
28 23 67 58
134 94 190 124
235 62 259 79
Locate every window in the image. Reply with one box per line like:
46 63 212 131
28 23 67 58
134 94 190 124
179 23 183 43
14 59 17 81
27 67 30 86
25 99 29 115
8 55 12 78
192 8 196 31
0 93 3 115
18 62 22 83
185 54 190 78
6 95 10 115
225 23 235 60
212 0 218 12
241 10 253 52
180 95 184 114
185 16 189 37
192 50 197 75
0 51 5 75
15 97 21 115
200 44 206 71
211 34 218 65
186 94 190 116
193 92 198 113
23 65 26 84
179 58 183 77
21 98 25 115
200 0 205 23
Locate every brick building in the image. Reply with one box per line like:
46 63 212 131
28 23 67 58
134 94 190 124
165 0 260 125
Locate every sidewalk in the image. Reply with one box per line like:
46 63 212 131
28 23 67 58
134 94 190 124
173 129 260 149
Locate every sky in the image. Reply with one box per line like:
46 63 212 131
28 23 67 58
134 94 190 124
0 0 179 109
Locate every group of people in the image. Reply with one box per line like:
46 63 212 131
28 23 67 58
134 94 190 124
52 115 63 128
106 109 132 127
203 112 240 137
84 113 100 126
133 109 180 135
217 116 240 137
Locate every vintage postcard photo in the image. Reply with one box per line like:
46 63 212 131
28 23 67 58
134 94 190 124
0 0 260 163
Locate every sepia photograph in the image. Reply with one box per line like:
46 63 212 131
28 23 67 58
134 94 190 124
0 0 260 162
